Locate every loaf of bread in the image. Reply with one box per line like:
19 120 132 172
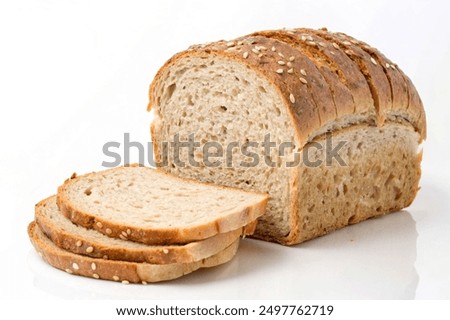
148 27 426 245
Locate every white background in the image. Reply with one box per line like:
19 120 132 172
0 0 449 302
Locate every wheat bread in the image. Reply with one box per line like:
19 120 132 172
57 166 268 245
148 28 426 244
28 222 239 284
36 195 246 264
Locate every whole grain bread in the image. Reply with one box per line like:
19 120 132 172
28 222 239 284
57 166 267 245
148 27 426 245
36 195 246 264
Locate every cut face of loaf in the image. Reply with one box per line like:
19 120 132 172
148 28 426 245
57 166 267 245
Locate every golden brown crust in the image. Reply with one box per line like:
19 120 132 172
329 31 426 139
243 33 338 128
295 29 376 119
311 29 392 125
251 30 355 121
56 166 268 245
28 222 239 283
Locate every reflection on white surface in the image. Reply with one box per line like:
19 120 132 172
28 211 417 299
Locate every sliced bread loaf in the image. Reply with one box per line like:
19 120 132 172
28 222 239 284
148 28 426 245
36 196 245 264
57 166 268 245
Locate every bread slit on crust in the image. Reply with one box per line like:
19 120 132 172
148 28 426 245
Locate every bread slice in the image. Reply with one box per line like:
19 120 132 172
148 28 426 244
28 222 239 284
57 166 267 245
36 195 245 264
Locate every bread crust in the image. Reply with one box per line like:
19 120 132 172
57 166 267 245
28 222 239 284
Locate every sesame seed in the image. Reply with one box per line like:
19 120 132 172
307 35 313 41
119 234 127 240
96 222 103 229
86 246 94 253
105 228 112 235
363 44 371 50
287 68 294 74
332 42 340 49
163 249 169 254
92 273 99 279
237 41 243 46
318 42 326 47
287 61 293 68
257 45 267 50
289 56 295 61
258 53 263 58
351 39 359 44
287 30 295 35
271 46 276 51
72 263 79 270
65 269 73 274
385 63 390 69
121 231 128 237
330 51 335 55
370 57 377 65
243 51 249 59
226 41 235 47
278 52 285 58
126 229 131 235
390 64 396 70
306 41 316 46
142 281 148 285
91 263 97 271
276 69 284 74
122 280 130 284
76 240 82 247
113 276 120 281
301 35 307 41
300 69 307 76
343 41 352 46
344 49 354 56
299 77 308 84
251 48 259 54
289 93 295 103
278 60 286 65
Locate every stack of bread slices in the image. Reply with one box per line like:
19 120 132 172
28 166 268 284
